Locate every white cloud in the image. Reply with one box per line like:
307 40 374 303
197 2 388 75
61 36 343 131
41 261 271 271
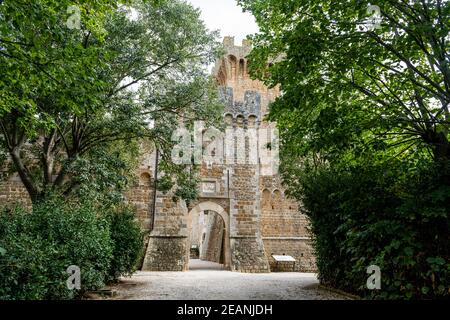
187 0 259 45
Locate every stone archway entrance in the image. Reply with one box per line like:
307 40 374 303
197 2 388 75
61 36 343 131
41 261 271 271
187 201 231 270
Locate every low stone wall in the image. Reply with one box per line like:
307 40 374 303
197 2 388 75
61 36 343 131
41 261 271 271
142 235 189 271
0 174 31 209
230 236 270 273
263 238 316 272
142 196 190 271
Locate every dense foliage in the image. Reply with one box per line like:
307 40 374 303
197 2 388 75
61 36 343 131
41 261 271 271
0 0 221 300
0 0 223 204
0 196 143 300
105 205 144 282
239 0 450 163
239 0 450 299
297 160 449 299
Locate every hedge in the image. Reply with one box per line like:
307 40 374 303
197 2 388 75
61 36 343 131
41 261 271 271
298 160 449 299
0 196 144 300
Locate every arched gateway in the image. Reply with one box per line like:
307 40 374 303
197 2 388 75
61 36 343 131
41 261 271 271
187 201 231 270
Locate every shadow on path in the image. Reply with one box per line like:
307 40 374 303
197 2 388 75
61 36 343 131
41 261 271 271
189 259 224 271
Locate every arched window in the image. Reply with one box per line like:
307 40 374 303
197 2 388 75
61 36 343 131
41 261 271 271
239 59 245 78
272 189 282 210
262 189 271 209
217 59 228 86
248 115 257 128
139 172 151 187
235 114 244 127
228 55 237 80
224 113 233 126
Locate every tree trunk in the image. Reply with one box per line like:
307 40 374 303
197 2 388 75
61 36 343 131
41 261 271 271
10 149 42 204
427 131 450 162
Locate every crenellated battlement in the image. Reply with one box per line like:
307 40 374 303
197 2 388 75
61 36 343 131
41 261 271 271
223 36 252 49
213 37 279 118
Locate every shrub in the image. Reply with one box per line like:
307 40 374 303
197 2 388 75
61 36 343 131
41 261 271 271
105 205 144 282
0 197 113 300
298 160 450 299
0 194 145 300
0 230 59 300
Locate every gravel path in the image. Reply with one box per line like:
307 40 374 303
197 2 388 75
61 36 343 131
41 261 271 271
107 260 350 300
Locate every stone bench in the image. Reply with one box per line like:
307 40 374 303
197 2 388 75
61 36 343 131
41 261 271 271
271 254 296 272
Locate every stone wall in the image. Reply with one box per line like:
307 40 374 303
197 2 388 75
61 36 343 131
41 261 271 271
263 239 316 272
260 175 316 272
215 37 279 114
228 163 270 273
125 169 154 230
200 211 224 263
142 37 316 273
189 209 205 254
230 237 270 273
0 154 155 230
0 173 31 209
143 235 188 271
142 196 189 271
0 37 318 274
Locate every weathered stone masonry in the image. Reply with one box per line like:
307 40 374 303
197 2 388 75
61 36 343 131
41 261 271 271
141 37 316 273
0 37 316 273
201 212 225 263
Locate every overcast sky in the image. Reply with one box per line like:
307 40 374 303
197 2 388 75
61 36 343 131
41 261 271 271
187 0 259 45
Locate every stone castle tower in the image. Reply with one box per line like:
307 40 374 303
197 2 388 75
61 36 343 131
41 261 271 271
0 37 316 273
139 37 316 272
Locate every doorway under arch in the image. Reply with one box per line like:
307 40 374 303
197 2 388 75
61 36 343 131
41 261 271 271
187 201 231 270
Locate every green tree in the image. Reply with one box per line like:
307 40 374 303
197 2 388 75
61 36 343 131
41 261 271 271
238 0 450 165
239 0 450 299
0 0 223 204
